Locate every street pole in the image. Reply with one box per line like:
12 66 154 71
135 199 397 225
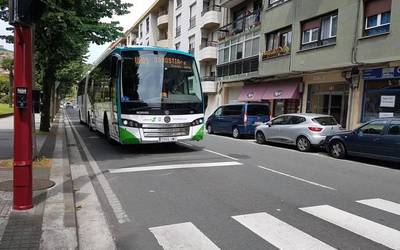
13 25 33 210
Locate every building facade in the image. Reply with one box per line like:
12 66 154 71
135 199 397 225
215 0 400 129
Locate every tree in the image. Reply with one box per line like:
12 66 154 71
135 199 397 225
1 0 131 131
0 58 13 107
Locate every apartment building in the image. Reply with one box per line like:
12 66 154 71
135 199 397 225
113 0 223 117
217 0 400 129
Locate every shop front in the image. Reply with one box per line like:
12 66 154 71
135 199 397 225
362 67 400 122
238 79 301 116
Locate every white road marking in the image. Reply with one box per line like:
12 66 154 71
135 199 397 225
150 222 220 250
300 205 400 249
357 198 400 216
203 149 239 161
257 165 336 190
66 114 131 224
108 161 242 174
232 212 335 250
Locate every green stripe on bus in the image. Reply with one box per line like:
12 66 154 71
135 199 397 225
192 125 204 141
119 127 140 144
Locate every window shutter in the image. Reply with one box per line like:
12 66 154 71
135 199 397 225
302 19 321 31
364 0 392 17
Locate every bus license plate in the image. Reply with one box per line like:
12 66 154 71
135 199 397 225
159 137 177 142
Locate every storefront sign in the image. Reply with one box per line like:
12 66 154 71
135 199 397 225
380 95 396 107
274 90 283 97
363 67 400 80
379 112 394 118
261 46 290 60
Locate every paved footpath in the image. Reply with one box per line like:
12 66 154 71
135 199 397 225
0 113 78 249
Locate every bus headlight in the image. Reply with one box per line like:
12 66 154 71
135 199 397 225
121 119 142 128
191 118 204 126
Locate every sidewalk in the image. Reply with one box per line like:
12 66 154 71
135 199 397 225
0 113 78 249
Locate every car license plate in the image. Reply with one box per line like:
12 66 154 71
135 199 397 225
159 137 177 142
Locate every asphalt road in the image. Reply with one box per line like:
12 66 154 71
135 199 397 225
66 109 400 250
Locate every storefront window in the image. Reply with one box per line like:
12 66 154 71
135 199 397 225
362 80 400 122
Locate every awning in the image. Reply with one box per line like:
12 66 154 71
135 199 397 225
261 80 300 100
238 84 268 102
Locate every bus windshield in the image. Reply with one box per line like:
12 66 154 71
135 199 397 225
121 50 203 115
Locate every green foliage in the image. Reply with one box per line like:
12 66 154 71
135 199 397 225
0 74 8 101
56 60 90 99
0 103 12 114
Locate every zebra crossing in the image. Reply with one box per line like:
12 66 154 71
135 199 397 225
149 198 400 250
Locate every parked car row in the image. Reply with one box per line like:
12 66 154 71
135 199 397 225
206 104 400 163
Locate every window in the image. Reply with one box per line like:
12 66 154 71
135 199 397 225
301 12 337 50
146 17 150 34
266 27 292 50
359 121 387 135
268 0 289 8
214 107 223 116
175 42 181 50
272 115 290 125
247 105 270 116
139 23 143 38
176 0 182 9
364 0 391 36
389 121 400 135
176 14 181 37
223 105 243 116
289 116 306 125
190 3 197 29
189 35 195 55
312 116 338 126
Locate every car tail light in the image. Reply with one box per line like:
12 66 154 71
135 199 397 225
244 112 248 125
308 127 323 132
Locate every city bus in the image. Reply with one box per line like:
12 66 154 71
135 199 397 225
77 46 205 144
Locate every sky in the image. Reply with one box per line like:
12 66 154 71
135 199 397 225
0 0 156 63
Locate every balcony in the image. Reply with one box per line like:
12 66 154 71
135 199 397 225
220 0 246 8
200 5 222 30
201 76 217 93
217 55 259 78
157 33 168 48
198 41 218 62
217 11 261 41
157 10 168 30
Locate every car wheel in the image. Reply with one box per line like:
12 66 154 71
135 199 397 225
207 124 213 134
232 127 240 139
297 136 311 152
330 140 346 159
256 131 266 144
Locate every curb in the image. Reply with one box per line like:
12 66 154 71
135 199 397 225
0 113 13 119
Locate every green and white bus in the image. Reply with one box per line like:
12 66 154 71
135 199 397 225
77 46 205 144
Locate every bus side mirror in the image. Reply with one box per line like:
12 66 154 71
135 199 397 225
111 56 120 79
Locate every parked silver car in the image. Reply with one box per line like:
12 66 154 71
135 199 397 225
255 113 343 152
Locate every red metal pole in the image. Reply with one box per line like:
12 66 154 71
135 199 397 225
13 25 33 210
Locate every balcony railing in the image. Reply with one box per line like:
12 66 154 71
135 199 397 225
200 41 218 49
189 16 196 29
217 10 261 40
201 5 221 16
158 9 168 16
175 26 181 37
217 56 259 77
201 75 216 81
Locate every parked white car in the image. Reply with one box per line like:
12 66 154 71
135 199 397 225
255 113 342 152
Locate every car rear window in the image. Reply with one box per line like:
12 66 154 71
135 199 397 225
312 116 338 126
247 105 270 116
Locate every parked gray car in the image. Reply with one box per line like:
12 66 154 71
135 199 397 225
255 113 343 152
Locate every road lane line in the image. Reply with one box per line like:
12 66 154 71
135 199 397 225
232 212 335 250
109 161 242 174
300 205 400 249
66 114 131 224
150 222 220 250
203 149 239 161
257 166 336 190
357 198 400 216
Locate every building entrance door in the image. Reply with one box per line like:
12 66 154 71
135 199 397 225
307 83 349 127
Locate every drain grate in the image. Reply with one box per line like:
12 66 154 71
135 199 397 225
0 179 56 192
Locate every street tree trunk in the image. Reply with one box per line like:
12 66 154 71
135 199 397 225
40 66 55 132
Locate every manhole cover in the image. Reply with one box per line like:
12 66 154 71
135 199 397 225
0 179 56 192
